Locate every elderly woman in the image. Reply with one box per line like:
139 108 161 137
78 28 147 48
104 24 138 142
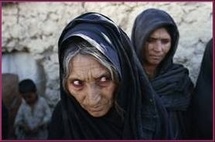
48 12 169 139
131 8 194 139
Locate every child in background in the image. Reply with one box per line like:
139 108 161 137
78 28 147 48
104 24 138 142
14 79 51 139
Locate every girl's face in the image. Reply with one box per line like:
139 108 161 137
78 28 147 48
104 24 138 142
67 54 117 117
144 27 171 67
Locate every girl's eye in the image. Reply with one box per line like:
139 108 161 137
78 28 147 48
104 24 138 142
147 37 156 43
161 39 170 44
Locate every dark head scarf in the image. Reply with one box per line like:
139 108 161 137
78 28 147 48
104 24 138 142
131 9 194 139
131 8 179 74
48 12 168 139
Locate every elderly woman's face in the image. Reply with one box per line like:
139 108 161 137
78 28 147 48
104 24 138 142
144 27 171 67
67 54 117 117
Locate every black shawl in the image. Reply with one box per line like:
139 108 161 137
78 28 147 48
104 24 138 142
48 12 168 139
190 38 213 139
131 8 194 139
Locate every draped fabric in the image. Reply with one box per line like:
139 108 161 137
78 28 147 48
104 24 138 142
151 64 192 110
131 8 194 139
190 38 213 139
151 64 193 139
48 12 168 139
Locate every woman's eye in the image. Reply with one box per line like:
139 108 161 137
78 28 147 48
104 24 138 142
98 76 111 86
100 76 108 82
72 80 83 88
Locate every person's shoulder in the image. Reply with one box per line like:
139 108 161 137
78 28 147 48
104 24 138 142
38 96 48 103
172 63 188 70
37 96 50 108
53 101 62 113
50 101 63 122
38 96 44 100
19 99 27 108
171 63 192 76
48 101 64 139
207 38 212 48
205 38 213 56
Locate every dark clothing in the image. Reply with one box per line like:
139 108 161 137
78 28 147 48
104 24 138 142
131 8 194 139
190 38 213 139
48 12 169 139
2 102 9 139
47 102 64 139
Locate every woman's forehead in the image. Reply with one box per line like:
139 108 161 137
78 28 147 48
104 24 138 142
69 54 109 79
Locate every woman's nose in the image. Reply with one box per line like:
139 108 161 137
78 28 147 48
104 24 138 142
153 40 163 52
86 84 101 106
